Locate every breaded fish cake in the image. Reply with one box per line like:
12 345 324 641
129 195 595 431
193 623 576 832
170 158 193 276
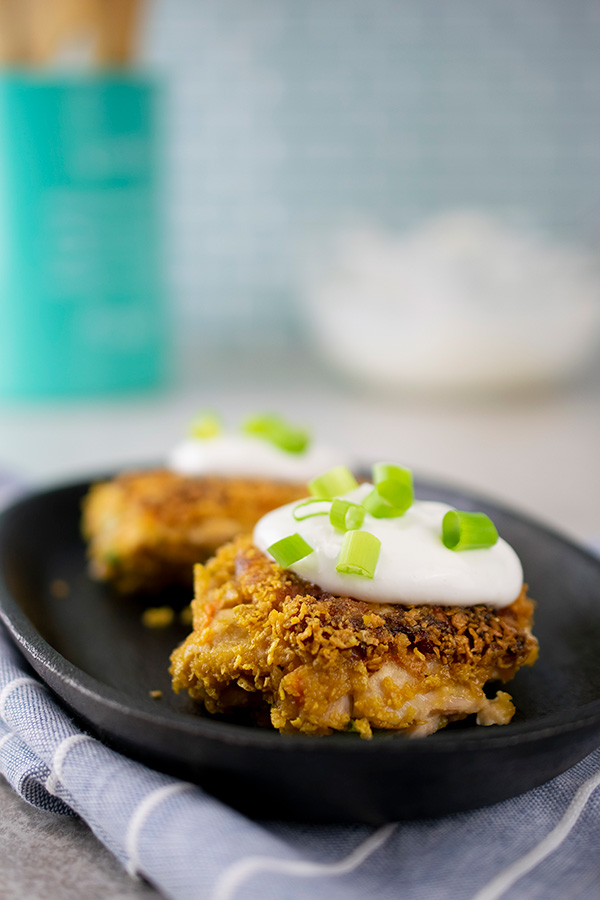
82 470 306 594
170 535 538 738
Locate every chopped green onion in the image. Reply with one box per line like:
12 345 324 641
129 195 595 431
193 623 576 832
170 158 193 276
372 463 413 512
362 488 404 519
308 465 358 500
267 533 314 568
336 530 381 579
330 498 365 532
242 413 310 454
189 411 221 439
293 499 331 521
442 510 499 551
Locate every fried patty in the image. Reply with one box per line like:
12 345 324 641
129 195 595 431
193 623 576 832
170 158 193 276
82 470 306 594
170 535 539 738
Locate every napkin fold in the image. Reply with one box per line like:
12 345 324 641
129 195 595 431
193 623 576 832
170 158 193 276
1 624 600 900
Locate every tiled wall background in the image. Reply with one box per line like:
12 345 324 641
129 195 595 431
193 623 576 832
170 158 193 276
146 0 600 346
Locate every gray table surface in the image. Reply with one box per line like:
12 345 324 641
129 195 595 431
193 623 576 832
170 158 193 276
0 778 159 899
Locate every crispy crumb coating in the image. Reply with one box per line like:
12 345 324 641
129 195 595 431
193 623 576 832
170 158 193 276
82 470 306 594
170 535 539 738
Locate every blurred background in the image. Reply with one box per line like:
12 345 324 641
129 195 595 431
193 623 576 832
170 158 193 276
0 0 599 539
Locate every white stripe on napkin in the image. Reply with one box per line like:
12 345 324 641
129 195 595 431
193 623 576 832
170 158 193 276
0 732 15 751
45 734 94 796
125 782 196 877
212 822 396 900
0 676 40 717
472 769 600 900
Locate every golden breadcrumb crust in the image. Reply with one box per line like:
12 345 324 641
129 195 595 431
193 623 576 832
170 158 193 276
82 470 306 593
170 535 539 738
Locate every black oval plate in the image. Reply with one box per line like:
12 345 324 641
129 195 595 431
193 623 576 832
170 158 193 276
1 476 600 824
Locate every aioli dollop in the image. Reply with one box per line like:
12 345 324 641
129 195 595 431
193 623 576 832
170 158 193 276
253 483 523 608
169 434 347 482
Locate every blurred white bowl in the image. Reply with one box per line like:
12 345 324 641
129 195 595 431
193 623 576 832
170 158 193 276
301 212 600 392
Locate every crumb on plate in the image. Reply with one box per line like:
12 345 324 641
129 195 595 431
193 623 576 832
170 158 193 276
179 605 193 626
50 579 70 598
142 606 175 629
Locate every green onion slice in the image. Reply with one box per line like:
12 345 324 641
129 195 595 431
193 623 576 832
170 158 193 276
267 533 314 568
336 530 381 579
362 488 404 519
293 499 331 521
308 465 358 500
329 498 365 532
189 411 221 439
372 463 414 512
442 510 499 551
242 413 310 454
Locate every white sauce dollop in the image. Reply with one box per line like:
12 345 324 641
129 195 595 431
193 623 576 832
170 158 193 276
169 435 347 482
253 483 523 608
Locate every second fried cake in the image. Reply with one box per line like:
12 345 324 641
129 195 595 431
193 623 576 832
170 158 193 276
82 470 306 594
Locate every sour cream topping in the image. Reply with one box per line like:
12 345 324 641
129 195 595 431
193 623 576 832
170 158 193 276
253 483 523 608
169 434 348 482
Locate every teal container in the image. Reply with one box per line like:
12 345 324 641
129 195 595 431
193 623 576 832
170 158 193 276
0 73 167 398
